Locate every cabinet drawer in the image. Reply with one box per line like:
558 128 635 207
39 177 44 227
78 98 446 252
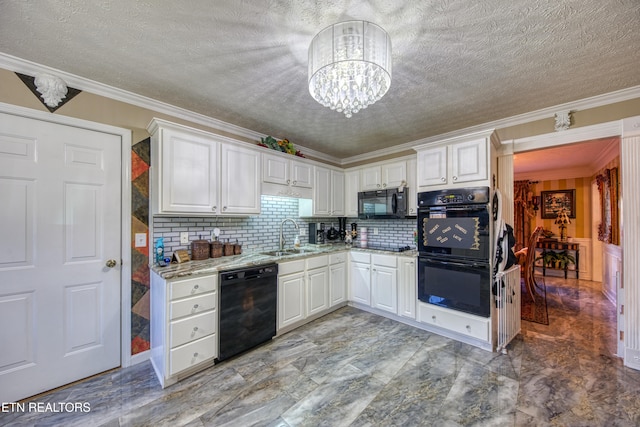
418 303 489 341
306 254 328 269
279 259 305 275
170 275 217 300
350 251 371 264
372 254 397 268
169 334 217 376
330 252 347 264
170 310 217 348
170 293 216 320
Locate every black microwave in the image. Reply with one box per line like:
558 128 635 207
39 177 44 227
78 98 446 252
358 189 408 219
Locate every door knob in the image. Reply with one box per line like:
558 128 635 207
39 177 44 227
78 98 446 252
106 259 117 268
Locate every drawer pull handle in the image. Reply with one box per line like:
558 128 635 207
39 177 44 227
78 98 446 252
193 326 198 332
466 325 471 330
432 315 436 321
194 284 199 290
193 304 199 309
193 352 198 358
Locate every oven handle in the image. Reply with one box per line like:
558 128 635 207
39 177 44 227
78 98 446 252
420 256 489 269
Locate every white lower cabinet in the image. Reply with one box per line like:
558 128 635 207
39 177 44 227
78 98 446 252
398 257 416 319
151 273 218 388
278 260 306 331
417 302 489 342
329 253 347 306
349 252 372 306
306 255 329 317
371 254 398 314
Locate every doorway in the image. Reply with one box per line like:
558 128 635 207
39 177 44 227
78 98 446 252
0 105 131 402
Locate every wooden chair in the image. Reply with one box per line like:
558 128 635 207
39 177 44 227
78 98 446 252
523 226 543 300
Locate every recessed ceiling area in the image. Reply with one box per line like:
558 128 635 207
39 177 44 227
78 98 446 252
0 1 639 159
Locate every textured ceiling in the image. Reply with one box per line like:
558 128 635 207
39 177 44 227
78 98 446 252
1 1 639 159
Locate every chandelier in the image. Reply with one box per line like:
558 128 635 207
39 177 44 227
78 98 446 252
308 21 392 118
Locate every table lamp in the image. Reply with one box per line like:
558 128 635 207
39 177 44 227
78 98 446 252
555 209 571 242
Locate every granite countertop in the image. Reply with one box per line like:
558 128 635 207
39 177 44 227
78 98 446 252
151 244 417 280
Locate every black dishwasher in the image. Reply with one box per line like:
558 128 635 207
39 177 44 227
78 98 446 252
218 264 278 361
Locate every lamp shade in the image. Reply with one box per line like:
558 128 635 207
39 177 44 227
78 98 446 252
308 21 392 118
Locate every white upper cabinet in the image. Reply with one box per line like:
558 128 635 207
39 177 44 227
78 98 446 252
345 170 360 217
262 152 313 198
150 120 219 215
360 161 407 190
415 131 497 190
148 118 261 216
220 142 261 215
304 166 344 217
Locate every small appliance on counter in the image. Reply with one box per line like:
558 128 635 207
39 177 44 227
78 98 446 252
308 222 326 244
338 217 347 241
326 223 340 241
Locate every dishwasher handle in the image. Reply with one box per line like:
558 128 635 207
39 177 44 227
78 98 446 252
220 264 278 283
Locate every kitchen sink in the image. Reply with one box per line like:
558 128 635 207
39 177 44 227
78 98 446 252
261 248 312 257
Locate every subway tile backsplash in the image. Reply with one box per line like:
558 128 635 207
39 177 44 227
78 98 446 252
153 195 417 257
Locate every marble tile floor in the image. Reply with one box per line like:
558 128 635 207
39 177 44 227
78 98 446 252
3 276 640 427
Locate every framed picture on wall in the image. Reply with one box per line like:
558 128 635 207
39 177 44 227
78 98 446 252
540 189 576 219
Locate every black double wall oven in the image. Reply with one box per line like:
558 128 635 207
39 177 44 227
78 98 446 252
417 187 491 318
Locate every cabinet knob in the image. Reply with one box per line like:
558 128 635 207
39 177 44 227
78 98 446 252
223 206 227 211
432 315 436 321
440 177 446 182
466 325 471 331
377 184 381 188
293 180 297 185
212 206 217 212
452 176 458 181
193 326 198 332
193 304 199 309
194 284 199 290
383 183 387 188
193 352 199 358
287 179 291 185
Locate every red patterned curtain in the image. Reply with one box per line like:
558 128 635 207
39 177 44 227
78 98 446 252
514 180 535 250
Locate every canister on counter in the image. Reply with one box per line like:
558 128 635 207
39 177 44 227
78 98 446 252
234 240 242 255
224 240 235 256
210 240 223 258
191 238 210 260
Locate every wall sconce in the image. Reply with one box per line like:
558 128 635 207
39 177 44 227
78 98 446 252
531 196 540 213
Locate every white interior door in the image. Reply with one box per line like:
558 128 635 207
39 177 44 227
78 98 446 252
0 112 122 402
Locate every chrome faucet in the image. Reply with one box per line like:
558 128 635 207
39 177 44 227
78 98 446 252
280 218 300 251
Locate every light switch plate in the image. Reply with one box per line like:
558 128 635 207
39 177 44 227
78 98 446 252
180 232 189 244
373 228 379 235
134 233 147 247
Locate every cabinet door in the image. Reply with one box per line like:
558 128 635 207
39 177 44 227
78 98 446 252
278 272 305 330
160 128 218 214
313 166 331 216
331 170 345 216
398 258 416 319
416 145 447 187
372 265 397 314
330 262 347 306
382 161 407 188
291 160 313 188
349 262 371 306
345 170 360 217
450 139 487 183
360 166 382 190
220 143 261 214
262 153 289 186
307 267 329 317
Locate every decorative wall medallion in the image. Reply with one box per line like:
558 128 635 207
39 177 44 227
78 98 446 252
16 72 82 113
554 110 572 131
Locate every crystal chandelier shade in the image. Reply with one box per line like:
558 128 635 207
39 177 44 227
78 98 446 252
308 21 392 118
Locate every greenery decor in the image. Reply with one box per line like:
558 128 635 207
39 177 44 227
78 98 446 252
537 250 576 270
258 136 304 157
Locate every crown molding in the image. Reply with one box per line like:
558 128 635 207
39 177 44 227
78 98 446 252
0 52 341 165
1 52 637 167
340 86 640 164
510 121 622 153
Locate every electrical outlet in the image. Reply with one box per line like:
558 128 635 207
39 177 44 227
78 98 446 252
373 228 379 235
299 227 306 236
134 233 146 248
180 232 189 244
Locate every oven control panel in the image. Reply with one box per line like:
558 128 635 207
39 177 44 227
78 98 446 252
418 187 489 207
